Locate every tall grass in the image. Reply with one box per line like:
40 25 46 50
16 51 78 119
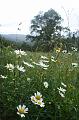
0 46 79 120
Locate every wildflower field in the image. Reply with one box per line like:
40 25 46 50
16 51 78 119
0 46 79 120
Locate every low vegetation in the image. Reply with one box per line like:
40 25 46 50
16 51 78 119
0 45 79 120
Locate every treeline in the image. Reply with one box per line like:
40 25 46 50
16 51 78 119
1 34 79 52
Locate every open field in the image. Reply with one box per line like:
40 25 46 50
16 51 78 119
0 46 79 120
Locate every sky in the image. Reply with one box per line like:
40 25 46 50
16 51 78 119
0 0 79 34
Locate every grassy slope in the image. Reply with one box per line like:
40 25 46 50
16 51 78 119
0 47 79 120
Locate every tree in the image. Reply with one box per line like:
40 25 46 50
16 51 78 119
26 9 63 51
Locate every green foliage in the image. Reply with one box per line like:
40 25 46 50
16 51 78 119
0 35 15 48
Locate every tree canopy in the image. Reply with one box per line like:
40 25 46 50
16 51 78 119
26 9 63 51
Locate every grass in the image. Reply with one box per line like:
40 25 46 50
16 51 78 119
0 46 79 120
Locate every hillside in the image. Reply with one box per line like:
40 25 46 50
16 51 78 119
1 34 26 42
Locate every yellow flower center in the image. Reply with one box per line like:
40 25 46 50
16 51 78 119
18 108 25 113
56 48 61 53
35 95 41 100
37 101 41 105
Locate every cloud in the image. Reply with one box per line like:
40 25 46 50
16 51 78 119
0 0 79 34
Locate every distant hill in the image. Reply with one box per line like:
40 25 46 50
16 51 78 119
1 34 26 43
1 34 35 46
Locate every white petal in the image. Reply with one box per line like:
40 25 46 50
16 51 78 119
25 108 28 113
21 114 25 117
18 105 21 109
17 112 20 115
59 91 65 97
22 105 26 109
61 82 67 87
17 107 19 110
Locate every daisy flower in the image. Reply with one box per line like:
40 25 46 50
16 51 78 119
57 87 66 94
17 104 28 117
31 91 45 107
43 81 49 88
14 49 27 57
0 75 7 79
72 63 78 67
23 61 34 68
55 48 61 53
16 65 26 72
5 63 14 71
41 56 48 59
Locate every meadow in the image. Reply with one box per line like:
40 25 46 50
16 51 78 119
0 46 79 120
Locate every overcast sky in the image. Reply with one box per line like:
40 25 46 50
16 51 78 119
0 0 79 34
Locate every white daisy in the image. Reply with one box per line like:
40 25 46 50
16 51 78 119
5 63 14 71
31 91 45 107
23 61 34 68
34 91 43 101
41 56 48 59
16 65 26 72
17 104 28 117
62 50 67 53
72 63 78 67
43 81 49 88
14 49 27 57
27 77 31 82
39 61 49 68
0 75 7 79
71 47 77 51
57 87 66 94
